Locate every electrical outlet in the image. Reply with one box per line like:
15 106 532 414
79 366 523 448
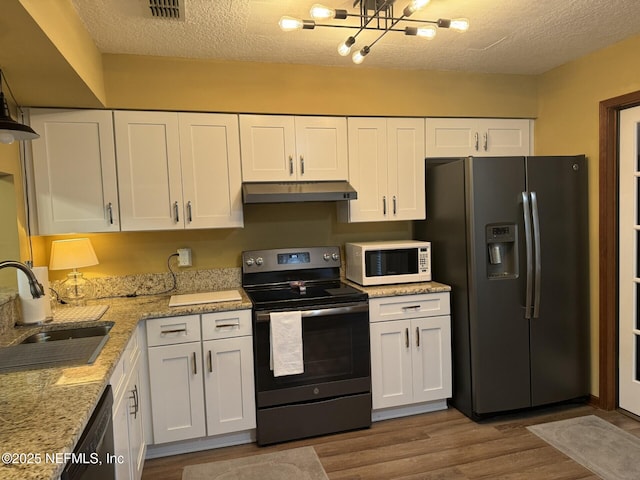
177 248 192 267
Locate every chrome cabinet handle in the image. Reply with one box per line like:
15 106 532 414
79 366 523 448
207 350 213 373
130 385 139 419
483 132 488 151
300 155 305 175
289 156 294 175
416 326 420 347
192 352 197 375
474 132 479 151
187 201 192 223
216 323 240 329
383 196 387 215
107 202 114 225
393 196 397 215
402 305 421 311
173 201 180 222
405 327 409 348
160 328 187 335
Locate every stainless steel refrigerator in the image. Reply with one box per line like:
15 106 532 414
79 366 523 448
415 156 590 419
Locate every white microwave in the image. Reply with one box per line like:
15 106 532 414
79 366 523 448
345 240 431 286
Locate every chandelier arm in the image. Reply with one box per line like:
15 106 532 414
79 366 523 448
314 23 407 33
367 12 407 49
350 0 397 41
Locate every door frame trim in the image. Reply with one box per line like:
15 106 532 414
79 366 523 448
599 90 640 409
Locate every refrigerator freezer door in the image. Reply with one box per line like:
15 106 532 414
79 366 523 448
526 156 590 406
467 157 531 414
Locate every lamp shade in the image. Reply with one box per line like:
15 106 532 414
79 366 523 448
49 238 99 271
0 91 39 144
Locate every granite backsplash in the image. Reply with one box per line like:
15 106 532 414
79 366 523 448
0 267 242 333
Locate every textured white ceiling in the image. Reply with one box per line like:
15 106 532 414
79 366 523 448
70 0 640 74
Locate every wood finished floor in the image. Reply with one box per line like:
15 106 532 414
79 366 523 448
141 404 640 480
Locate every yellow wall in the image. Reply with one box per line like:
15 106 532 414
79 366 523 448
0 143 30 267
536 33 640 396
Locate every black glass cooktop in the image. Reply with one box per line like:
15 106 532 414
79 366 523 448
245 281 367 309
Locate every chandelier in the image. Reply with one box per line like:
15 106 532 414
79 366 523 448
279 0 469 64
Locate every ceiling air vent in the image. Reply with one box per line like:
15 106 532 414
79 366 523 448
148 0 184 20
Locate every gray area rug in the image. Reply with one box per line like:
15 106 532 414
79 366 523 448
527 415 640 480
182 446 329 480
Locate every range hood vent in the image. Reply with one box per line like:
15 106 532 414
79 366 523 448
242 181 358 204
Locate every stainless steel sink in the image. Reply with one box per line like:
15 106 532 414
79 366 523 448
0 322 115 373
20 323 114 344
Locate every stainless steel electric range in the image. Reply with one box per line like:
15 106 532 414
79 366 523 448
242 246 371 446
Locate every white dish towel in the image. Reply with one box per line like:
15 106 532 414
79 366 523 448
270 311 304 377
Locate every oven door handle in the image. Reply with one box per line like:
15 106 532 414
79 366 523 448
256 303 369 322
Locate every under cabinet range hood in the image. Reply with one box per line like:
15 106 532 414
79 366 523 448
242 181 358 204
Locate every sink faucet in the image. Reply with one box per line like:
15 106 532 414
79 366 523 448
0 260 45 298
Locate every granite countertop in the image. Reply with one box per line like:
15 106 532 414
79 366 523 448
0 289 252 480
351 280 451 297
0 280 450 480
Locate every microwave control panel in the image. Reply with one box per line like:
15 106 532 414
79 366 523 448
419 245 431 274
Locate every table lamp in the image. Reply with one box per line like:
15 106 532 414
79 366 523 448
49 238 99 306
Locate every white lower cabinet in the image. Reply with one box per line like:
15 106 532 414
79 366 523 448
369 293 452 412
146 310 255 445
111 325 146 480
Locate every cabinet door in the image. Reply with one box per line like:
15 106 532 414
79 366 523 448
344 117 388 222
294 116 348 180
480 119 531 156
425 118 477 157
147 342 206 443
127 367 146 480
203 336 256 436
179 113 243 229
411 315 452 403
114 111 183 231
112 390 131 480
239 115 296 181
387 118 425 220
29 109 119 233
370 320 413 409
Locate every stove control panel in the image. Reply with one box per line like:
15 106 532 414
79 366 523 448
243 246 341 273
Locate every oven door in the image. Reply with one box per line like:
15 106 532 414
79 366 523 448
253 302 370 408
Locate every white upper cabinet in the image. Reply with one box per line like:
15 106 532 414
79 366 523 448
178 113 244 229
239 115 348 181
114 111 243 231
29 109 120 234
425 118 532 157
339 117 425 222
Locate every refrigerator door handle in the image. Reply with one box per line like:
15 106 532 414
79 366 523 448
522 192 534 318
530 191 542 318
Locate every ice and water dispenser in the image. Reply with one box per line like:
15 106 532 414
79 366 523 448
486 224 518 279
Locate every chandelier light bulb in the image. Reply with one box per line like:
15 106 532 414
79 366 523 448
404 0 431 16
352 46 370 64
338 36 356 56
279 16 304 31
450 18 470 32
0 132 15 144
416 25 437 39
310 4 335 19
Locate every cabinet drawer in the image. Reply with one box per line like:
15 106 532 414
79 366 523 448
370 293 450 322
147 315 201 347
202 309 252 340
